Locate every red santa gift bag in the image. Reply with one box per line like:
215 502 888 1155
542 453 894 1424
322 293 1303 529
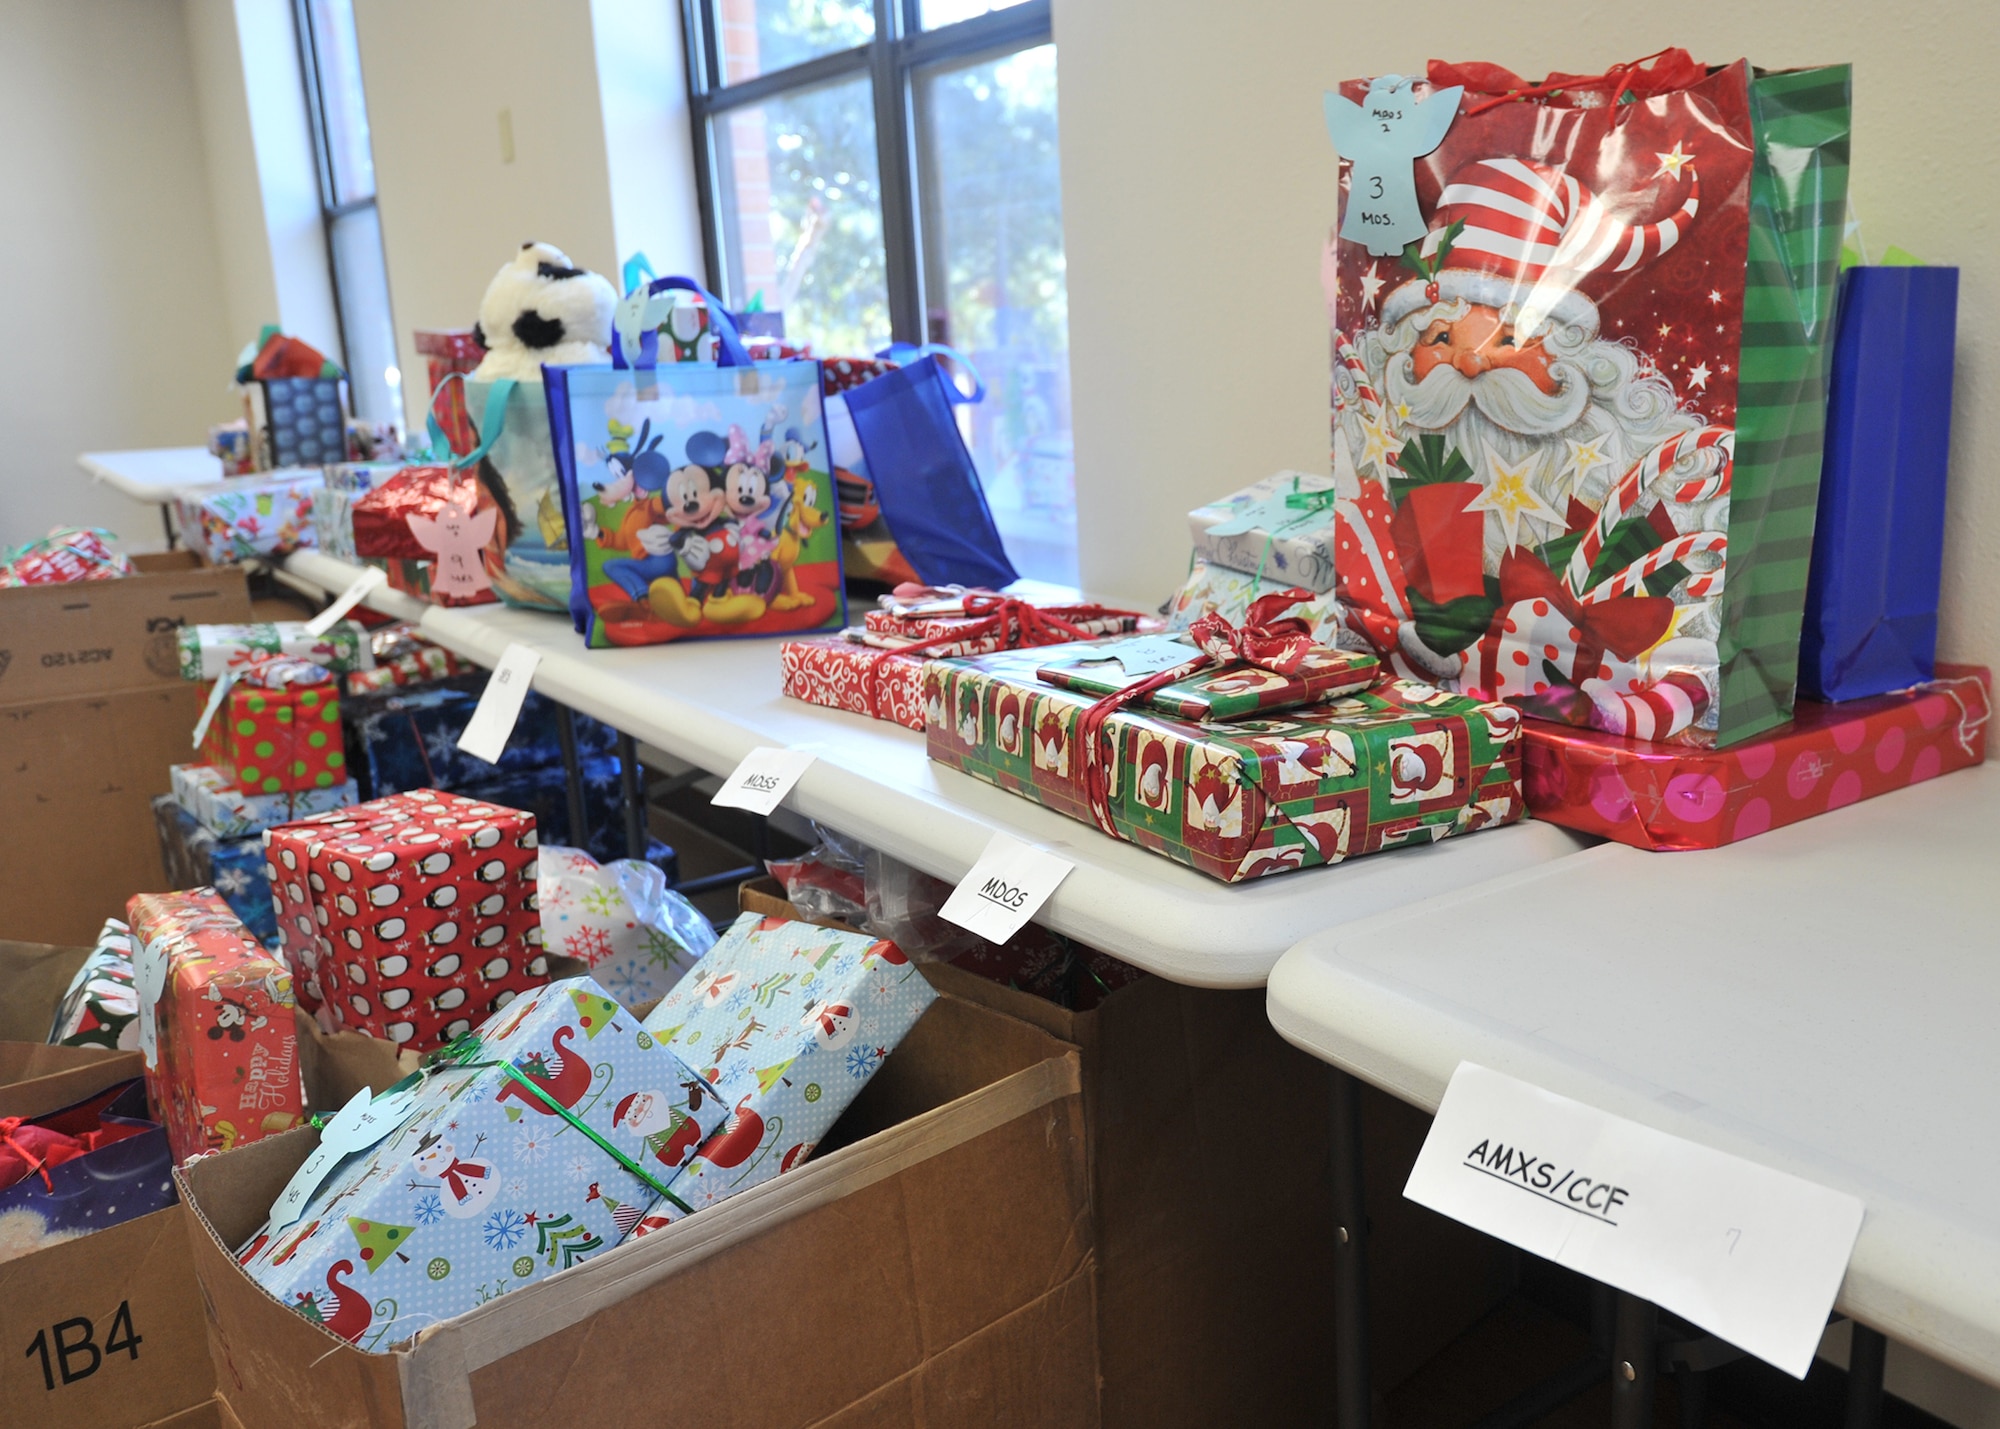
1326 53 1850 746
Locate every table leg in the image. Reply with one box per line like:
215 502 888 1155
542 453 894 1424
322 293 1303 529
617 732 647 859
1610 1292 1658 1429
160 502 177 550
1844 1324 1887 1429
1330 1067 1370 1429
554 706 588 848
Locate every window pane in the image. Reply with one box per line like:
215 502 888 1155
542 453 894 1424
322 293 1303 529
712 78 888 356
710 0 873 85
329 206 401 427
303 0 375 205
919 0 1031 29
917 44 1075 584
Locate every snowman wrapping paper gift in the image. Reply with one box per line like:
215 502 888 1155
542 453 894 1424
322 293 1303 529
236 977 727 1352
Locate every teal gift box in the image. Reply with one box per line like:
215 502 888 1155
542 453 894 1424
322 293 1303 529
235 976 724 1351
636 913 938 1228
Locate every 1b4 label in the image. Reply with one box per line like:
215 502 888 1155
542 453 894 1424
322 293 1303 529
24 1301 141 1390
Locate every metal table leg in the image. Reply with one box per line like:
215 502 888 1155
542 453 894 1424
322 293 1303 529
617 732 646 859
1844 1324 1887 1429
160 501 177 550
1610 1292 1659 1429
554 706 587 847
1330 1067 1371 1429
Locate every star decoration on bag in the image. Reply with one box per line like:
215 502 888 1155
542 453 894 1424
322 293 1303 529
1464 450 1561 551
1687 361 1712 390
1355 409 1398 476
1657 142 1695 178
1561 435 1612 499
1357 266 1386 310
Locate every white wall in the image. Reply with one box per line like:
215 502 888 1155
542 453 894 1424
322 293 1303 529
1054 0 2000 681
0 0 240 550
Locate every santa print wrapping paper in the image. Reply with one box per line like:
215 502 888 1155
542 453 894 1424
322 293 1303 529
633 913 938 1230
264 790 545 1045
236 978 726 1352
925 645 1524 883
1038 638 1382 721
1167 557 1346 646
125 890 304 1165
1525 664 1991 850
779 635 930 730
861 601 1142 645
1327 57 1850 748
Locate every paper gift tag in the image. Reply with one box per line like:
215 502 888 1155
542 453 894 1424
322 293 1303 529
305 566 386 635
712 747 816 816
938 833 1074 944
133 934 173 1069
189 670 238 750
1404 1063 1865 1378
267 1082 424 1231
1050 634 1196 679
456 642 541 764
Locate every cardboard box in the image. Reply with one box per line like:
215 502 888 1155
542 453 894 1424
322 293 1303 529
181 993 1094 1428
0 1046 216 1427
743 877 1517 1423
0 938 93 1041
0 553 253 943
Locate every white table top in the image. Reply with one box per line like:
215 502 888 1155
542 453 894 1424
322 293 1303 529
1267 760 2000 1386
77 447 222 501
284 549 1592 987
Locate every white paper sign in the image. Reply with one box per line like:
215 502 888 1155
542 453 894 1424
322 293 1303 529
711 747 816 816
1404 1063 1864 1378
188 670 237 750
456 642 541 764
305 566 386 636
134 934 173 1069
937 833 1074 944
268 1083 423 1231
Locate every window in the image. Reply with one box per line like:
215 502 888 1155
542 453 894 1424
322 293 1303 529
684 0 1076 583
295 0 401 429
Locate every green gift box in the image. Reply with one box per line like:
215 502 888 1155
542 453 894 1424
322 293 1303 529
923 644 1525 883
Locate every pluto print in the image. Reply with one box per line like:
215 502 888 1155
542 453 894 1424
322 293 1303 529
1325 54 1849 746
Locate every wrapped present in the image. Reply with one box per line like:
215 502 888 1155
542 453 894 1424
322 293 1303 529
248 377 350 469
1167 556 1344 645
0 1079 175 1265
264 790 544 1049
350 464 504 607
315 462 404 562
1189 471 1340 593
1036 625 1380 720
236 976 726 1349
171 762 358 839
925 636 1525 883
636 913 938 1225
126 890 304 1163
177 620 371 681
780 635 929 730
820 354 898 395
153 795 282 944
49 919 141 1051
209 419 258 475
196 655 347 796
1524 665 1991 851
538 845 715 1007
176 471 322 564
343 645 471 695
862 589 1144 647
342 677 620 798
1 525 133 586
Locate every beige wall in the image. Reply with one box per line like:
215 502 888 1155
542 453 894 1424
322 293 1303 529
1054 0 1997 679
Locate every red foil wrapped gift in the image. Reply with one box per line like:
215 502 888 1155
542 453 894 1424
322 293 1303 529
264 789 545 1048
125 890 304 1164
349 465 504 606
1523 665 1991 850
414 330 485 454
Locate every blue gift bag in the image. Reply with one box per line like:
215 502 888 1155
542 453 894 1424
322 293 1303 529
1800 266 1959 701
842 349 1019 590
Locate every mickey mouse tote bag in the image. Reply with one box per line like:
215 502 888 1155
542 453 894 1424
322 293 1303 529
1326 53 1850 746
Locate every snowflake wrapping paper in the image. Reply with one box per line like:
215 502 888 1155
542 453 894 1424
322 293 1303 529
1189 471 1342 593
343 678 620 798
779 635 930 730
1166 557 1346 647
153 796 283 945
634 912 938 1230
176 620 372 681
235 977 725 1351
538 845 715 1009
265 790 545 1046
174 470 322 564
126 890 304 1164
925 645 1524 883
49 919 141 1051
171 762 358 839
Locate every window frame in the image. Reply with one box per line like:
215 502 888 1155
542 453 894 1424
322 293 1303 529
679 0 1054 345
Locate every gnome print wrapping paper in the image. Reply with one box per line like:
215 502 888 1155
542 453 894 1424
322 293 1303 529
1325 54 1850 746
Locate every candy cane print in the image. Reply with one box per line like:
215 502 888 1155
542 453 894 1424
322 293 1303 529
1580 531 1728 605
1564 428 1733 596
1332 332 1384 419
1586 670 1711 741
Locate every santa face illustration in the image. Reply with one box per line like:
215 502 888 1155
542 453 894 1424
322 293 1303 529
613 1089 672 1137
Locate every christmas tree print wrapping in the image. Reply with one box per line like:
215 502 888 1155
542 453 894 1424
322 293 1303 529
264 790 544 1046
174 470 322 564
1189 471 1342 593
125 890 304 1164
537 844 717 1009
1165 557 1345 646
1037 637 1381 721
177 620 372 681
196 665 348 796
925 645 1523 883
49 919 142 1051
236 977 725 1352
634 912 938 1229
1523 664 1990 850
1327 58 1851 748
171 762 359 840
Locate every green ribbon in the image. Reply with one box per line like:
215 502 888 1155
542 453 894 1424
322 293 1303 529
1252 480 1339 588
427 1034 694 1216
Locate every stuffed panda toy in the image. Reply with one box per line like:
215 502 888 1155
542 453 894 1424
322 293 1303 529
471 241 616 382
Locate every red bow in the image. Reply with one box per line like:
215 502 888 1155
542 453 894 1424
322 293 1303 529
860 595 1144 721
1496 551 1673 665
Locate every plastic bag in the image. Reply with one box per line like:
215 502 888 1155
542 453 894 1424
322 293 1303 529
537 845 716 1007
765 824 869 926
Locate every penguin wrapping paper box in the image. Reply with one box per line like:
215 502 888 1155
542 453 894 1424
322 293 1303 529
264 790 545 1048
1326 55 1851 748
633 912 938 1228
125 890 305 1165
234 977 727 1351
925 642 1523 883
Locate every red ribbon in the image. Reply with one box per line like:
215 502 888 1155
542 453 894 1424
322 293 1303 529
0 1118 57 1193
859 595 1144 721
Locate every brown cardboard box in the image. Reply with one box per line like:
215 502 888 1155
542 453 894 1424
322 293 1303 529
180 993 1096 1428
0 938 93 1041
0 553 252 943
0 1047 216 1427
743 876 1517 1423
